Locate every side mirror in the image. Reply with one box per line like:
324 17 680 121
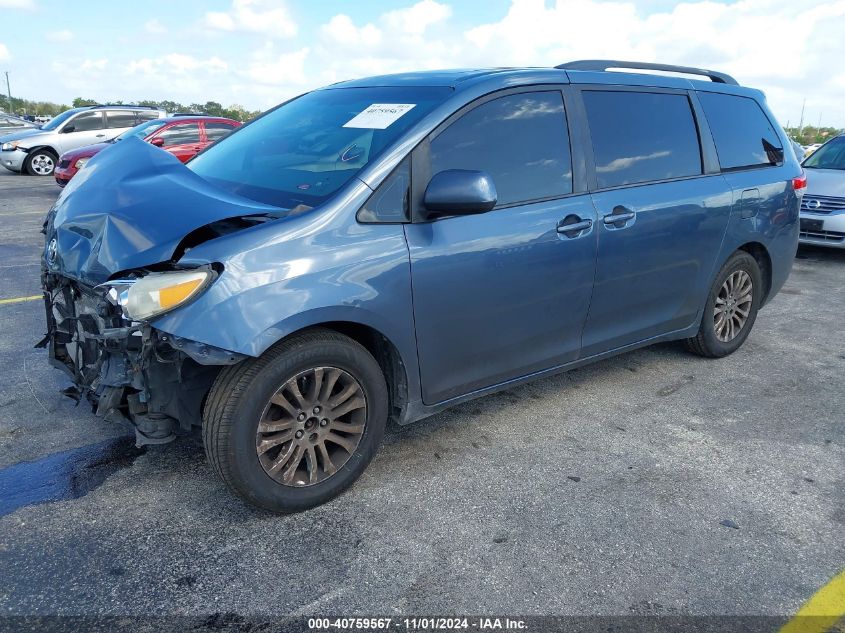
422 169 497 219
150 137 164 147
61 125 75 134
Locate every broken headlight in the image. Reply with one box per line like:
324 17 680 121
117 270 212 321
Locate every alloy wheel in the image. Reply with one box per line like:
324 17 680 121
713 270 753 343
255 366 367 487
30 153 55 176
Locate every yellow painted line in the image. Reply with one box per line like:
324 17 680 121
0 294 41 306
780 570 845 633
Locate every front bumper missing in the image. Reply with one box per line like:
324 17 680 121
40 272 246 446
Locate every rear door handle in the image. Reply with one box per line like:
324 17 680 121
557 217 593 238
602 206 636 228
95 134 106 138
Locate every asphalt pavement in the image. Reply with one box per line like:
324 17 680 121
0 168 842 621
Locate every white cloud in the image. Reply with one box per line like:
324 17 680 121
0 43 9 62
127 54 228 75
316 0 458 80
80 59 108 72
9 0 845 127
45 30 74 43
458 0 845 127
0 0 34 8
245 44 309 85
321 15 382 49
204 0 297 38
382 0 452 36
144 19 167 35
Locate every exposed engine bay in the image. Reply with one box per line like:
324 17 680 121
40 270 245 446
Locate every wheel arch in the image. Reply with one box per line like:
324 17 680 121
278 321 410 425
27 144 59 158
737 241 772 303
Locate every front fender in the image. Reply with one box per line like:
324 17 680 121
150 220 419 385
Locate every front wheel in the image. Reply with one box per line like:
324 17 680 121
685 251 763 358
203 328 388 512
25 149 57 176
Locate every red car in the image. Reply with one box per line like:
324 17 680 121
54 115 241 186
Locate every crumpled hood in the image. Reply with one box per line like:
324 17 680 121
804 168 845 198
0 127 47 145
44 137 282 286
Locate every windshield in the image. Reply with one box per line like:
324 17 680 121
114 119 168 142
803 137 845 170
39 108 84 131
189 86 452 208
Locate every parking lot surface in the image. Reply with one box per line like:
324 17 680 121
0 168 842 618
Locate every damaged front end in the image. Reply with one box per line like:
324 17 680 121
40 270 245 446
36 139 274 446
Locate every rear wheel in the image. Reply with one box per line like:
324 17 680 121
203 328 388 512
685 251 762 358
25 149 57 176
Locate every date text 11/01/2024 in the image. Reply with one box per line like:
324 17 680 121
308 618 528 630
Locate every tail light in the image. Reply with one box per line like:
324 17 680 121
793 171 807 191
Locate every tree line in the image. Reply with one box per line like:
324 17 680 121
2 96 262 122
784 126 842 146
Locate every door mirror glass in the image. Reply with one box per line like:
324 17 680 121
61 125 75 134
422 169 497 219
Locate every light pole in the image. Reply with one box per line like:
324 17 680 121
3 71 10 113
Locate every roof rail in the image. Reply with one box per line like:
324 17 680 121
556 60 739 86
171 112 211 117
90 104 162 110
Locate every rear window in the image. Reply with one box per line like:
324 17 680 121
105 110 137 129
698 92 784 171
157 123 201 147
204 121 238 142
136 111 161 122
583 91 702 188
189 86 451 209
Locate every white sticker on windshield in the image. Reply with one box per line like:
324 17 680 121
343 104 416 129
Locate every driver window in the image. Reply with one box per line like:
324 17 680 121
66 111 104 132
429 91 573 206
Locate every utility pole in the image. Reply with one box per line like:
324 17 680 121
797 98 806 137
3 71 11 114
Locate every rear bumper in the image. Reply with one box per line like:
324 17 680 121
799 211 845 249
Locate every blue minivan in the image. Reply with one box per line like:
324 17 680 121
42 61 803 511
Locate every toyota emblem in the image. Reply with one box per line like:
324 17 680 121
47 238 58 266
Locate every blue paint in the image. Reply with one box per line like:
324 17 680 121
0 437 144 517
41 66 802 427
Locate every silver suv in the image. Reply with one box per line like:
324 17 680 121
800 134 845 249
0 105 165 176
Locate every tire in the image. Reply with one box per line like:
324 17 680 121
203 328 388 513
685 251 763 358
25 149 57 176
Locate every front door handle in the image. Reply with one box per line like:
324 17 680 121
603 206 636 228
95 133 106 138
557 216 593 238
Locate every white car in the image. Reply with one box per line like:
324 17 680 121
0 105 165 176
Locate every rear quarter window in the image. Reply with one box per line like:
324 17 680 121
697 92 784 171
582 91 703 189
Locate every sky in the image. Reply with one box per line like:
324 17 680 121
1 0 844 127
